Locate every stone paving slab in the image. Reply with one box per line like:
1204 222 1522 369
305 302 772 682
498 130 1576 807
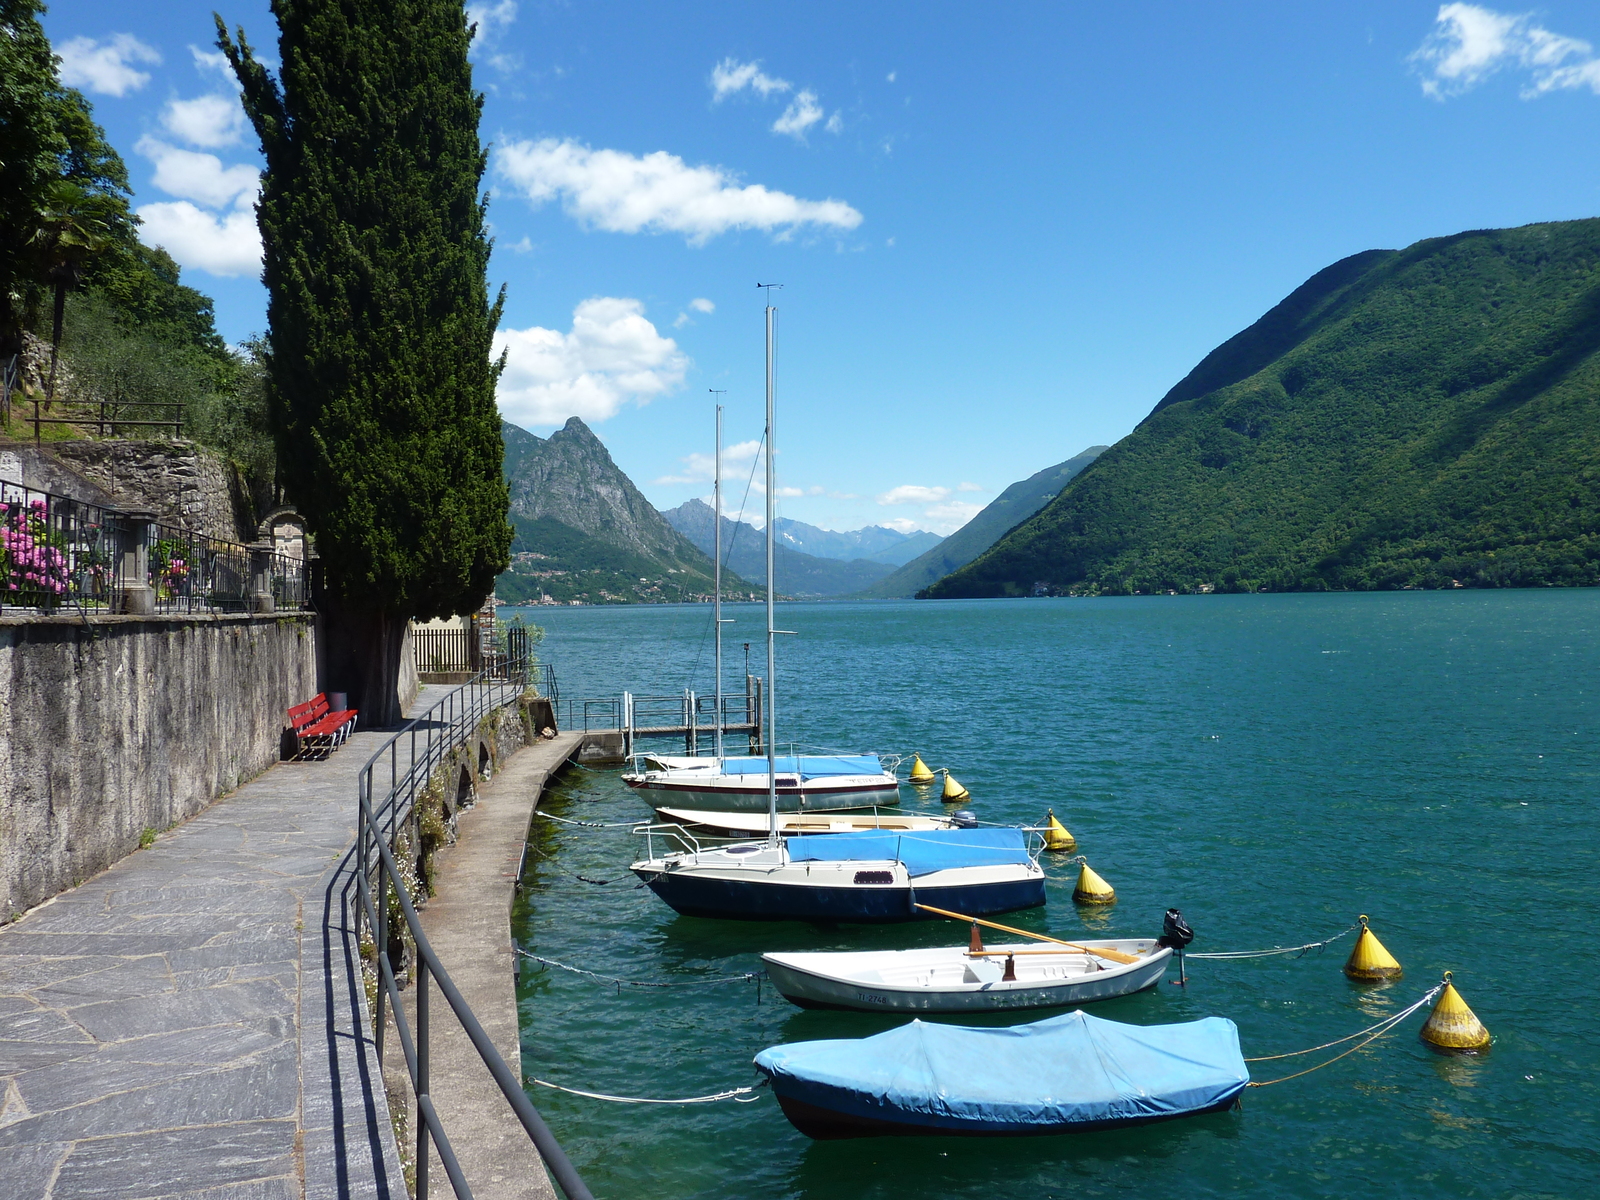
0 687 457 1200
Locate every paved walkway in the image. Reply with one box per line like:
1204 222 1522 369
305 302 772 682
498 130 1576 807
0 687 456 1200
404 732 584 1200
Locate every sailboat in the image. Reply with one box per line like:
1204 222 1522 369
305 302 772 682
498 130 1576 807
621 352 900 818
629 293 1045 921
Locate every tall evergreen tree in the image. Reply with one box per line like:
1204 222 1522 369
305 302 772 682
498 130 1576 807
219 0 512 724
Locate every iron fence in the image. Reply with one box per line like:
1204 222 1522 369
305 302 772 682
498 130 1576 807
0 479 119 612
354 655 592 1200
0 476 308 616
414 620 539 679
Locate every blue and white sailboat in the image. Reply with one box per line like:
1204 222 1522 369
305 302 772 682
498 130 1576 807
629 296 1045 921
622 388 900 816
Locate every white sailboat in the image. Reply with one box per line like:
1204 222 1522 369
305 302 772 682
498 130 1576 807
630 294 1045 922
622 324 900 817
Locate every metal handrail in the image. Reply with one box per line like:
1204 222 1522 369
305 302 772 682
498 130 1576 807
354 655 593 1200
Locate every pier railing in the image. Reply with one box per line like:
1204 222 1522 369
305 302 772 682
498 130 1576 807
554 680 762 754
354 654 593 1200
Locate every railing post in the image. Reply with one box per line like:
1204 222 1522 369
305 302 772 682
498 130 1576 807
417 956 430 1200
113 509 157 615
246 541 276 614
375 867 389 1061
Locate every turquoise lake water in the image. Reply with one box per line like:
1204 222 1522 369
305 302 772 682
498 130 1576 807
504 593 1598 1199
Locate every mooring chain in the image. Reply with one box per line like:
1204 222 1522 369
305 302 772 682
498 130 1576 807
1244 984 1444 1086
1187 924 1359 960
527 1076 767 1105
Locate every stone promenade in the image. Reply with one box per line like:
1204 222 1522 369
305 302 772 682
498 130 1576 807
0 687 455 1200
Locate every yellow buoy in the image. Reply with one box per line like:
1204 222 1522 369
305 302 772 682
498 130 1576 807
1343 914 1402 980
909 754 936 785
1042 808 1076 852
1072 860 1116 905
1420 972 1491 1052
941 770 971 802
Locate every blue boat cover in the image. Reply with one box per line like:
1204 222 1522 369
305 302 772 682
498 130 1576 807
719 755 884 780
786 827 1031 877
754 1011 1248 1132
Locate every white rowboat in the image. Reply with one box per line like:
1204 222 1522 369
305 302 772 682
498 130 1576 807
762 939 1172 1013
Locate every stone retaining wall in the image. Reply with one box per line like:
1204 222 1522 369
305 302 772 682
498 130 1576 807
0 613 318 919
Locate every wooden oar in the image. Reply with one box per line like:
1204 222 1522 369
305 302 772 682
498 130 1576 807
914 903 1143 964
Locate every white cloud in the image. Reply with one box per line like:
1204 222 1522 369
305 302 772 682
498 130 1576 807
924 501 983 530
495 138 863 244
138 138 259 209
1412 4 1600 98
656 439 761 484
189 46 234 81
57 34 161 97
774 485 806 498
772 89 824 139
135 202 261 277
467 0 518 40
161 94 246 149
886 71 897 83
877 484 950 506
711 57 791 100
690 297 715 313
875 484 982 532
494 297 688 426
824 111 844 134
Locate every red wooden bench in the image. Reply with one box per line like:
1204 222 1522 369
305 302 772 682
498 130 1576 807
286 693 359 760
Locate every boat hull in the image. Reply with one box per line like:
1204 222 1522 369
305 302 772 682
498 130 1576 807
768 1087 1242 1140
762 943 1172 1013
633 870 1045 923
627 777 902 814
656 807 954 837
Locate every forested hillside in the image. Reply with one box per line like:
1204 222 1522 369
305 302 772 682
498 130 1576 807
928 219 1600 597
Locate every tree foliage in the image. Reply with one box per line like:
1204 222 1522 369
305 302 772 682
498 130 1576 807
929 219 1600 598
219 0 511 718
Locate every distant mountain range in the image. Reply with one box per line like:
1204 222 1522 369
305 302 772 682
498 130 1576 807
662 500 909 597
772 518 943 567
856 447 1107 598
497 417 747 605
929 218 1600 597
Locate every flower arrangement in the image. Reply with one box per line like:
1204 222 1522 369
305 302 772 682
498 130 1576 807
151 537 191 600
1 498 71 602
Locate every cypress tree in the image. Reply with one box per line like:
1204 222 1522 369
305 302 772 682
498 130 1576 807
219 0 511 724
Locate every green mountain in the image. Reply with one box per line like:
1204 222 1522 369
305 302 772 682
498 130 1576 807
497 417 747 605
928 218 1600 598
662 499 896 597
857 447 1106 598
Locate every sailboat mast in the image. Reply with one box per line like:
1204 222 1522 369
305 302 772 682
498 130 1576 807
765 301 778 846
713 401 724 762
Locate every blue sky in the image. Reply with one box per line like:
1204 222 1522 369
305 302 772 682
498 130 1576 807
45 2 1600 535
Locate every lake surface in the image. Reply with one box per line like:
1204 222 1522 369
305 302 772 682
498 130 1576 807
504 593 1597 1199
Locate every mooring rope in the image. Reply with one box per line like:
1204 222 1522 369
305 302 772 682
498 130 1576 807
528 1076 765 1105
1188 924 1359 960
518 949 762 990
533 811 641 829
1244 984 1443 1086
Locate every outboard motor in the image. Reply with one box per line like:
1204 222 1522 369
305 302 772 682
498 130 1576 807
950 810 979 828
1159 908 1194 986
1158 908 1194 949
